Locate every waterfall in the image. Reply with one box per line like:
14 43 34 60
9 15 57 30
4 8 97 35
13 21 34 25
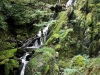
66 0 77 7
43 26 49 42
20 52 29 75
26 25 49 49
20 25 49 75
19 0 78 74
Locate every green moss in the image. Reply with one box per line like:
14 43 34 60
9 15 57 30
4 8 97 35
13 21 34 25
74 10 85 20
25 47 57 75
0 59 9 65
42 65 50 75
4 59 18 75
9 59 19 68
88 4 94 7
97 3 100 6
53 11 68 33
0 48 17 61
96 22 100 26
71 55 85 67
59 29 73 43
25 52 53 75
54 44 61 51
5 63 10 75
54 63 59 72
58 60 68 68
75 0 87 10
86 13 92 26
45 8 71 45
35 47 55 54
45 33 59 45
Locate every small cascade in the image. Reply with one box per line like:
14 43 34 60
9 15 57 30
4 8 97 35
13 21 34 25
26 25 49 49
66 0 77 7
37 30 43 46
20 52 29 75
43 25 49 42
20 25 49 75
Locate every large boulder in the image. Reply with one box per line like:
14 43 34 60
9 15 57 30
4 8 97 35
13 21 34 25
25 47 59 75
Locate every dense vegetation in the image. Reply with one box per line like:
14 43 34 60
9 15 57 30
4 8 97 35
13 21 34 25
0 0 100 75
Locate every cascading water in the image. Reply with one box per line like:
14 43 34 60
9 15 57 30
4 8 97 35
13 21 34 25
19 0 77 74
43 26 49 42
20 52 29 75
26 25 49 49
66 0 77 7
20 25 49 75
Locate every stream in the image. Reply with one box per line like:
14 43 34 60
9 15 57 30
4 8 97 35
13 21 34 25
19 0 77 75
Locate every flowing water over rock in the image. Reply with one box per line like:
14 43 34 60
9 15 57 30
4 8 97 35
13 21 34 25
20 25 49 75
20 52 29 75
66 0 77 7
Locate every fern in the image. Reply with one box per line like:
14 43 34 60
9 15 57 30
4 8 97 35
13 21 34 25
63 68 81 75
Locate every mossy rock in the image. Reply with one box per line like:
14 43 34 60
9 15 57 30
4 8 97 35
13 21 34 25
25 47 57 75
71 55 85 67
45 33 59 45
45 8 72 45
0 48 17 61
58 60 69 68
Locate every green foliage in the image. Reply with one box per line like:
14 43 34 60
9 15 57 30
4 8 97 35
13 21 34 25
5 63 10 75
86 13 92 26
0 48 17 61
63 68 81 75
0 0 53 38
59 29 73 43
71 55 85 67
4 59 19 75
9 59 19 68
35 47 55 54
0 41 16 51
54 44 61 51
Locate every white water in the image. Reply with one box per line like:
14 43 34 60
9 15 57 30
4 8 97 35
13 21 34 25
26 25 49 49
20 52 29 75
66 0 77 7
20 25 49 75
37 30 42 37
43 26 49 42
